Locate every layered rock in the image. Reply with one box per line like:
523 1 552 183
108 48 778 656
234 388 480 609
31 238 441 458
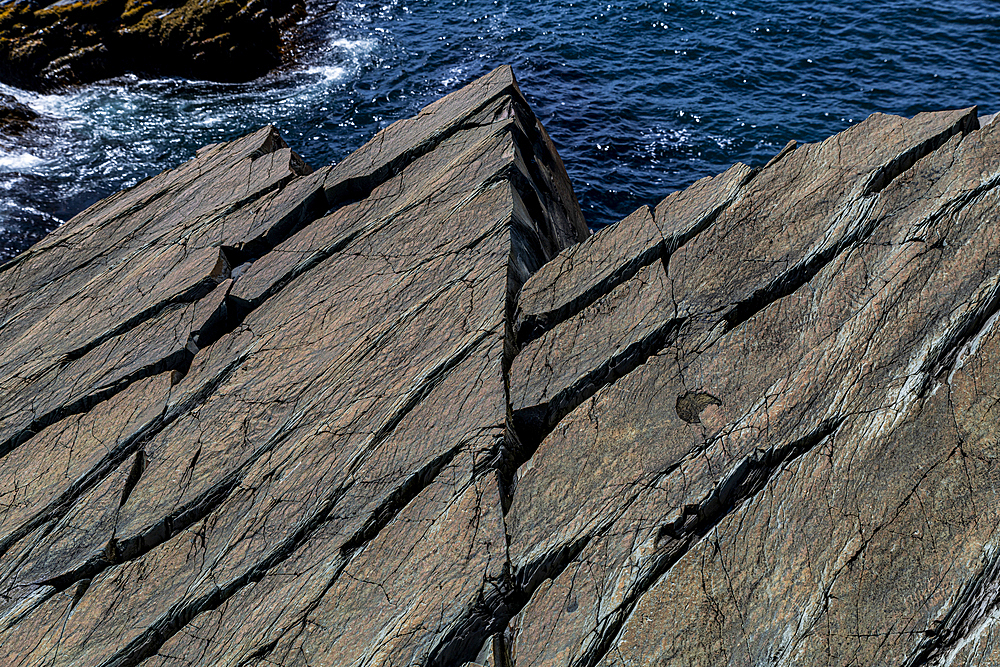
504 107 1000 667
0 0 306 90
2 64 1000 667
0 64 590 667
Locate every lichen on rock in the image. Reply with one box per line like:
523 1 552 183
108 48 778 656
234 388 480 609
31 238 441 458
0 0 307 90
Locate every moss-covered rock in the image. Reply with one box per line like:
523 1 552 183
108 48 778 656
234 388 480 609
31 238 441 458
0 0 308 90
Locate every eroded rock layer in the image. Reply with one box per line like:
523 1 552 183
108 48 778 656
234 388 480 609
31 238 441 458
2 66 1000 667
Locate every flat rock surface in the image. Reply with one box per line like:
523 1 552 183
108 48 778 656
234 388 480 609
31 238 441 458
2 65 1000 667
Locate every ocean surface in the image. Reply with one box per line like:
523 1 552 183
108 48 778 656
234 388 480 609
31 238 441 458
2 0 999 262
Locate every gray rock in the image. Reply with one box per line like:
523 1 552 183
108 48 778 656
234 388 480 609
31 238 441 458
0 68 999 667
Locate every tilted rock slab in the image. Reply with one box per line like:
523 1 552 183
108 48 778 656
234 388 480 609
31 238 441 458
0 65 999 667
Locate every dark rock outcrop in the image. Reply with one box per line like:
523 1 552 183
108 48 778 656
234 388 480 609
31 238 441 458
0 92 38 134
0 0 307 91
2 65 1000 667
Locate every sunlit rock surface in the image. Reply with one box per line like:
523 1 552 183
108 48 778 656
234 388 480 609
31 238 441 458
2 65 1000 667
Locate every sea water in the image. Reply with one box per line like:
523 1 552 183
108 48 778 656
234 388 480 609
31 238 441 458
1 0 998 262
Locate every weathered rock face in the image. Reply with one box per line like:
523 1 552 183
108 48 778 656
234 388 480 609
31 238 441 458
0 92 38 134
1 65 1000 667
506 108 1000 667
0 0 306 91
0 64 589 667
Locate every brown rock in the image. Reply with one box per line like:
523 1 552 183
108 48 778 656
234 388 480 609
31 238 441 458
503 107 1000 667
1 64 999 667
0 65 586 666
510 258 678 442
513 161 753 348
0 93 38 135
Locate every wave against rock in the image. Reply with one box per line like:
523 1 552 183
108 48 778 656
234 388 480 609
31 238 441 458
1 66 1000 667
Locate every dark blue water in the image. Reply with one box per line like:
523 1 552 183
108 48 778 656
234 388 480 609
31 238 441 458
2 0 999 261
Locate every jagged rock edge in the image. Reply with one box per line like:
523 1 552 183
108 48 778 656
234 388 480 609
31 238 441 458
323 79 526 208
508 107 984 466
48 333 492 667
0 168 321 461
486 105 986 667
0 348 250 564
0 92 530 466
15 102 557 656
0 126 291 282
574 166 1000 667
513 168 757 350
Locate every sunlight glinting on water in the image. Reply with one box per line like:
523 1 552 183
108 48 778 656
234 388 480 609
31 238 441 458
1 0 999 262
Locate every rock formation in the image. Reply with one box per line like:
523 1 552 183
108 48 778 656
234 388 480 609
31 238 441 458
1 65 1000 667
0 0 307 91
0 93 38 135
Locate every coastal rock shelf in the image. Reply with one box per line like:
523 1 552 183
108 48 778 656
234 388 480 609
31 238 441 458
0 0 306 90
1 66 1000 667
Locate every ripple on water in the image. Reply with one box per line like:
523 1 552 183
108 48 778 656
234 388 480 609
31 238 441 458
1 0 999 262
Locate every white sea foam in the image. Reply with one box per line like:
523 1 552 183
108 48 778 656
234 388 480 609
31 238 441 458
329 36 379 69
0 152 46 171
0 196 62 223
306 65 348 83
331 37 376 54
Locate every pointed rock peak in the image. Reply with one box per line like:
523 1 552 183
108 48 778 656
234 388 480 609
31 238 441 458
654 161 755 245
859 106 978 195
420 64 522 120
764 139 797 169
515 203 660 347
324 65 531 207
247 125 290 159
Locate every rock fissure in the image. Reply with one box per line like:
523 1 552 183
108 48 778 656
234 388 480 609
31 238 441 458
718 196 882 335
560 417 846 667
0 327 197 462
95 435 478 667
0 347 249 565
902 550 1000 667
512 315 687 454
862 109 979 196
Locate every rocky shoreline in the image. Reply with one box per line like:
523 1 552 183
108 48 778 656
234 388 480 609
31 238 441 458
0 0 308 91
2 66 1000 666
